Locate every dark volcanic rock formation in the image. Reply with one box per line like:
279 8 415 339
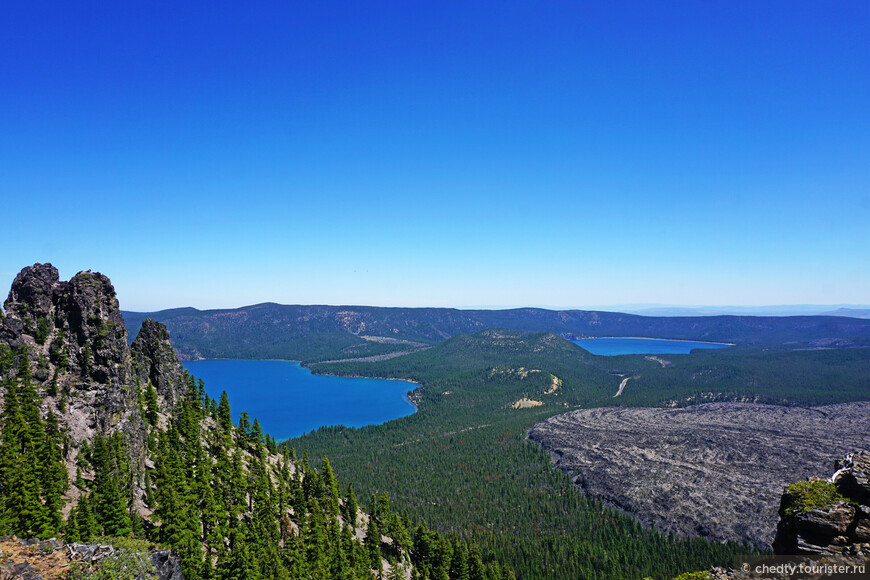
773 451 870 556
0 263 187 474
528 402 870 548
2 263 130 388
1 264 146 463
132 318 187 410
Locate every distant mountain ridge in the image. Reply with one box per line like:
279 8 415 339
619 304 870 317
121 303 870 361
823 308 870 319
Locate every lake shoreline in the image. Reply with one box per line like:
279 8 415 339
183 359 419 441
578 336 735 346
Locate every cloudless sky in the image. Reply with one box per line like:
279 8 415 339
2 1 868 311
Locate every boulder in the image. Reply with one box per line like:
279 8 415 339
774 451 870 556
150 549 185 580
852 505 870 543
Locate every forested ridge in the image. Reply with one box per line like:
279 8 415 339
1 343 521 579
0 264 520 580
122 303 870 362
312 331 870 409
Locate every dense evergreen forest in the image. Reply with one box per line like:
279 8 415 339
290 330 869 579
311 330 870 408
0 342 524 579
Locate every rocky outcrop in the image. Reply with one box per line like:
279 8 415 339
0 536 184 580
773 451 870 556
0 264 146 468
836 452 870 506
529 402 870 549
0 265 200 579
131 318 187 410
0 264 186 479
697 454 870 579
149 550 185 580
2 264 130 387
2 263 58 333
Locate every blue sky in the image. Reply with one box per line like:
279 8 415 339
2 1 868 311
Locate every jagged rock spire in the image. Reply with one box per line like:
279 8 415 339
0 264 183 471
132 318 187 410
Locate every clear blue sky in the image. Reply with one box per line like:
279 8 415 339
2 1 868 311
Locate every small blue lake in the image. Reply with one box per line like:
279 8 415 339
182 360 417 441
572 337 732 356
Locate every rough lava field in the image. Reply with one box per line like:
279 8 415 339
528 402 870 549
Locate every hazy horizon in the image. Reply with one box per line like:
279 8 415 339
114 296 870 317
3 263 870 315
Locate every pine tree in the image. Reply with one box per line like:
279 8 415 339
218 391 233 433
344 482 358 530
91 435 132 536
0 373 23 534
75 492 99 542
152 428 186 541
450 541 470 580
320 456 340 516
305 498 329 576
237 412 251 444
265 433 278 454
366 516 382 574
64 506 81 543
501 564 517 580
281 527 306 579
432 534 452 580
144 381 159 426
0 357 50 536
250 418 264 448
389 561 406 580
468 543 486 580
39 410 68 535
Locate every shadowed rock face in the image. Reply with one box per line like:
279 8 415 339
528 402 870 549
3 263 59 321
131 318 187 410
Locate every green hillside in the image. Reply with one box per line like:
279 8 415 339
122 303 870 362
292 330 787 579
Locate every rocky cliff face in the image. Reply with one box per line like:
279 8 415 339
2 263 129 387
773 451 870 556
0 263 186 474
131 318 187 411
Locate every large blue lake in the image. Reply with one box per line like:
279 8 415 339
572 337 732 356
182 360 417 441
